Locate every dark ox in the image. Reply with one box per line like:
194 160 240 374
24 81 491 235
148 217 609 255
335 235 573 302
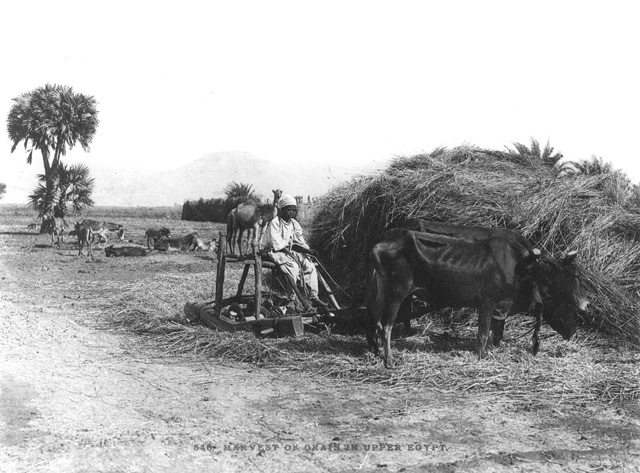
368 228 587 367
395 218 590 346
145 227 171 249
396 218 534 337
105 245 147 257
41 214 66 247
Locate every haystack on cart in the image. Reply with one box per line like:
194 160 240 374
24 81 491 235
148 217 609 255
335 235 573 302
184 233 364 337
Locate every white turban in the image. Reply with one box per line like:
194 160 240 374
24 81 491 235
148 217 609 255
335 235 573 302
278 194 297 209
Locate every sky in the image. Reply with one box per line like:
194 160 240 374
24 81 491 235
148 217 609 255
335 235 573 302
1 1 639 203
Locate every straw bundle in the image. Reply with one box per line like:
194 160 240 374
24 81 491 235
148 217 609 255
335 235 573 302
309 144 640 345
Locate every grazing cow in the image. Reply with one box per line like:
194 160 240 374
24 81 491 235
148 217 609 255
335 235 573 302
368 228 587 367
78 219 125 247
41 214 66 247
75 221 94 257
145 227 171 249
154 233 198 251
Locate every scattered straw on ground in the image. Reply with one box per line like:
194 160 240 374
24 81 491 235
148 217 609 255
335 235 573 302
94 279 639 410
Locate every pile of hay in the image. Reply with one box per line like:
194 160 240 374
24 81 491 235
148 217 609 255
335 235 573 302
309 143 640 345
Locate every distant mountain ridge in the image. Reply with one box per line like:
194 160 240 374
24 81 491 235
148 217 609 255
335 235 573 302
90 151 381 206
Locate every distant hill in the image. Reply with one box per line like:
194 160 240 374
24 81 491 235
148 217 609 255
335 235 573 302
90 151 382 206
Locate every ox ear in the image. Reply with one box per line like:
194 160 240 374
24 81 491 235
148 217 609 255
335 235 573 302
562 251 578 265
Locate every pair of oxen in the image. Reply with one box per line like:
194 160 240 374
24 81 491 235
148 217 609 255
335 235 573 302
367 219 590 368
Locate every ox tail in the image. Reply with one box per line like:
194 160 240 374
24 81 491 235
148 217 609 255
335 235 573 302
226 210 236 250
368 269 385 332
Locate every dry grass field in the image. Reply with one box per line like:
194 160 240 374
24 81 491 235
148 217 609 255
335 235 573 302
1 205 639 472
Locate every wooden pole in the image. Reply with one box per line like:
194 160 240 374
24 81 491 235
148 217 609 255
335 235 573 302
215 232 226 317
316 268 340 310
254 245 262 319
236 263 251 299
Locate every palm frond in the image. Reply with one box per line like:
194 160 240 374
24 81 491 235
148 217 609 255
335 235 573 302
507 138 563 166
530 137 541 157
560 156 614 177
27 162 95 218
223 181 258 201
7 83 99 170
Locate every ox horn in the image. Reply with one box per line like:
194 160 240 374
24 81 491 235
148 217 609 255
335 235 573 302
529 248 541 262
563 251 578 264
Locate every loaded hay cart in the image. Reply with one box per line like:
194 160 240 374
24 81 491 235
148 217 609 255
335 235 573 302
184 233 365 337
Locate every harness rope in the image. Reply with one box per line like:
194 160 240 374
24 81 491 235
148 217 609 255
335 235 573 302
506 324 536 341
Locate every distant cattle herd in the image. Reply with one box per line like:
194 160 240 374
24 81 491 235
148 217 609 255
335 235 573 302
40 215 216 258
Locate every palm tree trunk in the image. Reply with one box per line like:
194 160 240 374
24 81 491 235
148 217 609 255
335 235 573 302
41 148 54 215
41 147 51 177
51 135 64 171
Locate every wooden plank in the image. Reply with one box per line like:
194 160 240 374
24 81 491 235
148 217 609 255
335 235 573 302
316 268 340 310
275 316 304 337
254 246 262 319
215 232 226 317
236 263 251 299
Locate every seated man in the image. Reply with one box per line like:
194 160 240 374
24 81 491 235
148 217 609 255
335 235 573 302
262 194 326 311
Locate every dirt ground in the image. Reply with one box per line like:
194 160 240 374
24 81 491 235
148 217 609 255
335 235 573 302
1 215 639 472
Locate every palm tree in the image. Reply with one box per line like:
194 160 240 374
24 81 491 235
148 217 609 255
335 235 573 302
224 182 257 201
7 84 99 212
509 137 563 165
28 163 95 220
558 155 613 177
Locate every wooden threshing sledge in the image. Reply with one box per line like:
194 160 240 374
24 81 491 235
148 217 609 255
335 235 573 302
184 233 365 337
